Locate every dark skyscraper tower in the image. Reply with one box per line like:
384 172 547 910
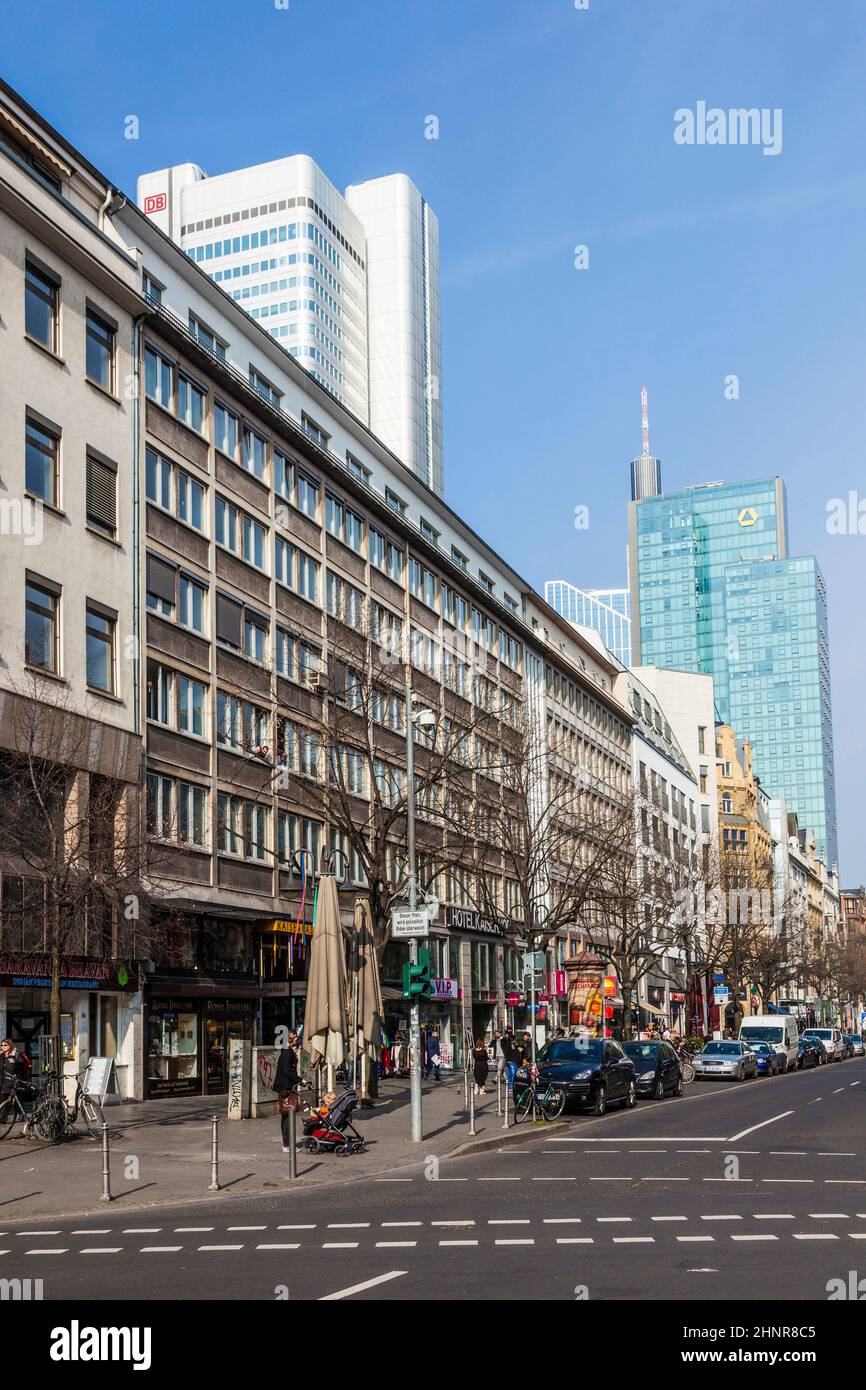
630 386 662 501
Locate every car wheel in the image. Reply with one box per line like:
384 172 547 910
622 1079 637 1110
654 1077 665 1100
736 1066 745 1081
674 1075 684 1097
779 1056 787 1074
592 1083 607 1117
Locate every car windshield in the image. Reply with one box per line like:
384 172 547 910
750 1043 771 1054
804 1030 831 1040
623 1043 660 1060
702 1043 741 1055
539 1040 603 1064
740 1026 783 1043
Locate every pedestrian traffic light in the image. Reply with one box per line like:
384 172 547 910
402 948 432 1000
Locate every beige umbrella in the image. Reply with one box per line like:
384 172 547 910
303 873 347 1089
352 898 384 1103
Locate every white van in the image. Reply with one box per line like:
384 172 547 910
801 1027 845 1062
738 1015 799 1071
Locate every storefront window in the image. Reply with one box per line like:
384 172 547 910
148 1007 199 1094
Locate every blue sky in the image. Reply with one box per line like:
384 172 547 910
3 0 864 877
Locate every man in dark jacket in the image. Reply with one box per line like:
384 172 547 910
501 1030 522 1089
273 1034 300 1152
424 1028 442 1081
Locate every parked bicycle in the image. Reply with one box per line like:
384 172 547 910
0 1076 68 1142
513 1067 566 1123
42 1069 105 1140
678 1047 697 1084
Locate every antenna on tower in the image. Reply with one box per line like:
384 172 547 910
630 386 662 502
641 385 651 458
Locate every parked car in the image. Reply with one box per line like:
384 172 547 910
848 1033 865 1057
527 1037 637 1116
738 1015 799 1071
797 1036 821 1069
623 1040 683 1099
841 1034 856 1059
802 1027 845 1062
747 1041 782 1076
693 1040 758 1082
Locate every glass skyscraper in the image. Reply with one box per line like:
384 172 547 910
629 478 837 868
545 582 632 666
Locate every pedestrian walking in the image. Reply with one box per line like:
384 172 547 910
425 1027 442 1081
273 1032 300 1152
0 1038 29 1099
502 1029 521 1089
472 1038 489 1096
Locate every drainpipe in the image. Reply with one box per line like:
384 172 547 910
131 312 146 736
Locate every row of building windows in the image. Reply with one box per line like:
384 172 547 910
25 578 117 694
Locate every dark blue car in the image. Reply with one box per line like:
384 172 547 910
747 1041 781 1076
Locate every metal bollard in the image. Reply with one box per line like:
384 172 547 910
469 1082 476 1137
99 1122 112 1202
208 1114 220 1191
496 1069 503 1117
501 1079 510 1130
463 1070 469 1111
287 1104 298 1180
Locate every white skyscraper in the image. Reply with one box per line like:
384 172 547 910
136 156 443 495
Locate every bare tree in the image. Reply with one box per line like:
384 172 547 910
0 673 163 1035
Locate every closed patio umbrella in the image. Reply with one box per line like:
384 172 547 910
352 898 384 1103
303 873 347 1089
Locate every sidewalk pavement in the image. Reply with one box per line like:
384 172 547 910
0 1074 533 1221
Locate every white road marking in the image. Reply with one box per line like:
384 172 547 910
771 1152 807 1156
380 1222 422 1228
833 1088 845 1094
556 1237 594 1244
848 1233 866 1239
819 1152 856 1157
176 1226 214 1232
762 1179 814 1184
438 1239 478 1246
488 1219 531 1225
793 1233 839 1240
727 1111 794 1142
543 1218 582 1224
18 1230 62 1236
495 1238 534 1245
374 1179 413 1183
827 1180 866 1185
278 1224 317 1230
590 1177 632 1182
532 1176 576 1182
652 1216 688 1222
731 1234 778 1242
140 1246 182 1253
431 1220 474 1227
375 1241 417 1248
547 1136 727 1143
71 1229 111 1235
754 1214 794 1220
25 1249 67 1255
323 1242 359 1249
229 1225 267 1232
198 1244 244 1252
613 1236 654 1244
809 1213 848 1219
257 1243 300 1250
478 1177 521 1182
80 1248 122 1254
327 1223 370 1229
123 1228 162 1234
677 1236 714 1243
701 1215 742 1222
644 1176 690 1182
319 1271 407 1301
703 1177 752 1182
597 1217 632 1223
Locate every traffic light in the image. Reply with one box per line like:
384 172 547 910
402 948 432 1000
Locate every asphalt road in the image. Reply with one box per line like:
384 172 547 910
2 1055 864 1302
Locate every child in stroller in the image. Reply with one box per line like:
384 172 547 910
302 1087 366 1155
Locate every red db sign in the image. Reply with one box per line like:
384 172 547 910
144 192 167 215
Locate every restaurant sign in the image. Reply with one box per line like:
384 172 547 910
0 954 137 992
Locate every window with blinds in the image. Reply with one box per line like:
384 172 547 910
86 451 117 537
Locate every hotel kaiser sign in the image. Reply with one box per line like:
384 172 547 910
444 906 506 938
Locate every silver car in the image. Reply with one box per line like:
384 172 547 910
693 1040 758 1081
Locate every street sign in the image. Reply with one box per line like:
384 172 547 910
522 950 545 989
391 908 430 939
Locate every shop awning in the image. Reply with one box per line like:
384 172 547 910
640 1000 667 1018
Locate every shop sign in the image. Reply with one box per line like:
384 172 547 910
0 954 136 992
603 974 618 997
506 991 523 1006
568 970 604 1029
259 981 292 997
549 969 567 997
291 981 308 997
671 991 686 1003
429 977 458 1001
445 906 505 937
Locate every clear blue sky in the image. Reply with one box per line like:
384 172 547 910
3 0 864 878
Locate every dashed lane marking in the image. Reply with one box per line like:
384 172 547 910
731 1234 778 1242
556 1237 594 1245
256 1244 300 1251
613 1236 654 1244
25 1249 67 1255
140 1247 182 1253
80 1248 122 1254
793 1233 839 1240
494 1239 534 1245
197 1244 244 1252
676 1236 714 1243
322 1242 359 1249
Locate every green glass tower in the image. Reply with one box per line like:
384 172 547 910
628 478 837 868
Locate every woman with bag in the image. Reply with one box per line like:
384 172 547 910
273 1032 300 1152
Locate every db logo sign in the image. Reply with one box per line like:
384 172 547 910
144 192 167 215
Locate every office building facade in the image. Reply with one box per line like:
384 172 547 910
136 158 443 496
545 581 632 665
629 477 837 869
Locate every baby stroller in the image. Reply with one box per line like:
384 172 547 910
303 1087 366 1155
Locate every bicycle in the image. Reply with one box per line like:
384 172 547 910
513 1069 566 1123
40 1070 105 1140
677 1047 697 1085
0 1077 67 1142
